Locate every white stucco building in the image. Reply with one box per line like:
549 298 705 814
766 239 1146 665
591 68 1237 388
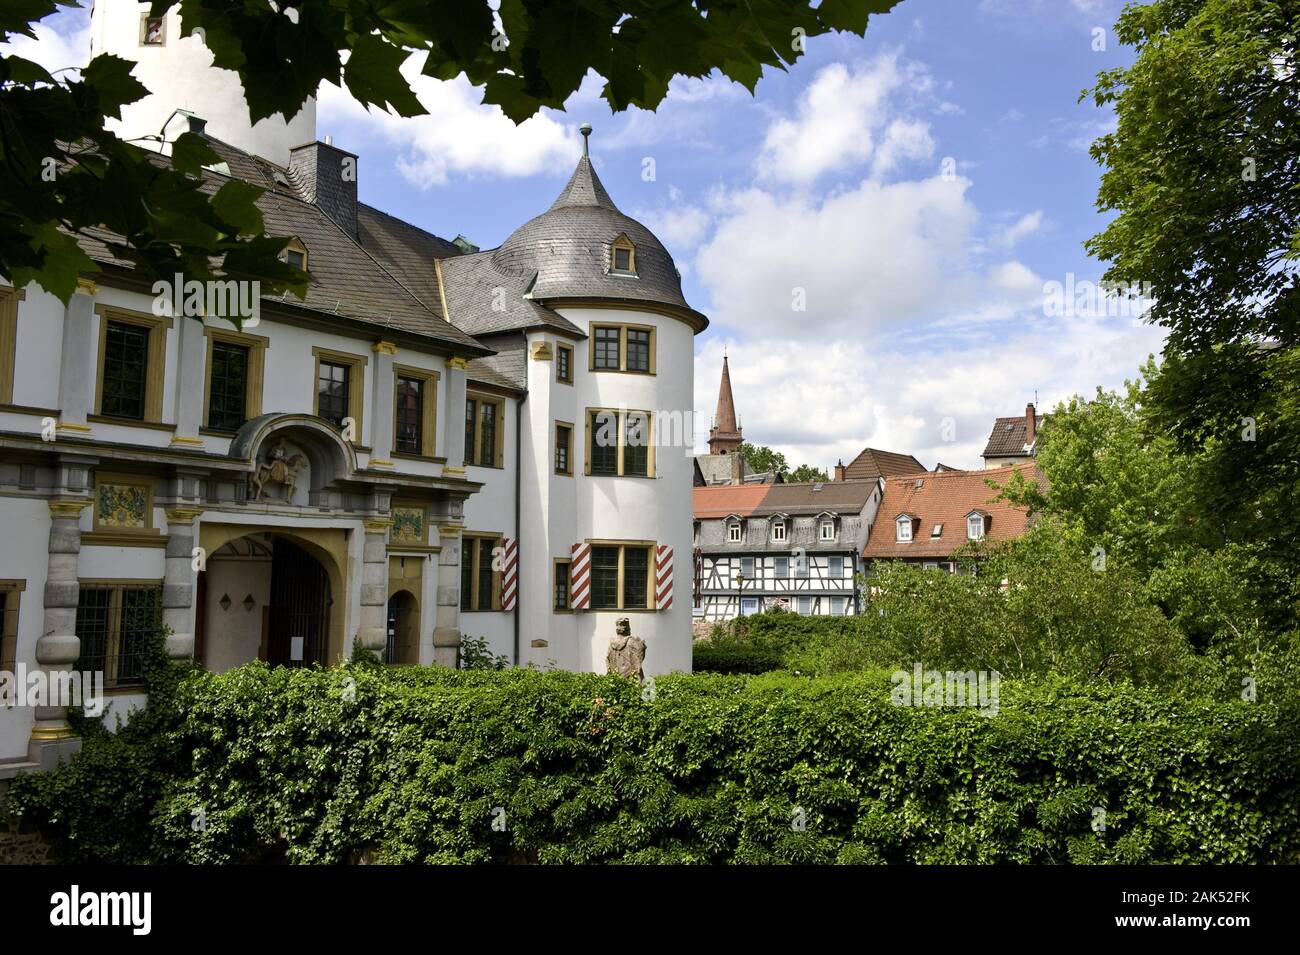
0 2 705 772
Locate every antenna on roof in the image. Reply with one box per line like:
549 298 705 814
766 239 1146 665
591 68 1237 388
579 123 592 157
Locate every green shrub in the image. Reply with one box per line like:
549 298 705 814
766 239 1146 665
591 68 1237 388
10 664 1299 864
692 642 784 674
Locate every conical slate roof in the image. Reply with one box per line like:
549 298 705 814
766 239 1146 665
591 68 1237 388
486 154 706 328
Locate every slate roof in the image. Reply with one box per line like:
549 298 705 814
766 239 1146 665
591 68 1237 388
437 250 585 337
751 480 878 516
466 334 528 392
693 479 878 520
843 447 926 481
982 413 1046 458
356 203 461 314
480 157 707 330
71 136 488 356
862 464 1044 560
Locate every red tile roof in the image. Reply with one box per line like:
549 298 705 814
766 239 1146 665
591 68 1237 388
862 463 1044 560
693 484 771 519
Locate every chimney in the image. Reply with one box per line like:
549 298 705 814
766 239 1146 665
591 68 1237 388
1025 402 1037 447
833 459 845 482
289 141 359 238
730 452 744 486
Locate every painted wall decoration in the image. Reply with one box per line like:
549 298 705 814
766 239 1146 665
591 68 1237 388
97 482 148 529
391 506 425 545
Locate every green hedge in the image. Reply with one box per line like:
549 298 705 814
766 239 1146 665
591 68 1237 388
10 663 1300 864
691 642 784 674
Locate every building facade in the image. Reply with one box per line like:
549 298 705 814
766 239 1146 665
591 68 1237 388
693 480 882 621
0 4 704 770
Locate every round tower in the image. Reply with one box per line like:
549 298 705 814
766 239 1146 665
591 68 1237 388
486 127 707 675
89 0 316 165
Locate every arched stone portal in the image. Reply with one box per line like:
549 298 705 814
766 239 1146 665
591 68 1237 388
197 527 349 671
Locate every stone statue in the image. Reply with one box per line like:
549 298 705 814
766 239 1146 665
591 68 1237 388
249 441 308 502
606 617 647 681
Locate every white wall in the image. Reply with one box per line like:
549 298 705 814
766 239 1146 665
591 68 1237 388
90 0 316 167
0 498 52 760
459 397 519 662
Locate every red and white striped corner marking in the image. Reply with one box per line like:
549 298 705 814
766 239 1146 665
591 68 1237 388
500 537 518 611
570 542 591 610
655 545 674 610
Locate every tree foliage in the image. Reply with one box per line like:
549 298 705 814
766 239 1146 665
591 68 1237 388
1 0 902 302
1086 0 1299 353
737 441 827 482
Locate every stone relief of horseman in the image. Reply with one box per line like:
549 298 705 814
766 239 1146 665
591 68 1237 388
249 440 308 502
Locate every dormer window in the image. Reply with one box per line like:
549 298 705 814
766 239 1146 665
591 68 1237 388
895 515 914 542
967 512 986 541
283 237 308 273
728 521 742 543
819 519 835 541
771 520 787 543
610 234 636 275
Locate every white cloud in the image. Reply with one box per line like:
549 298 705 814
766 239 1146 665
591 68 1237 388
638 187 713 251
695 174 1028 339
994 210 1044 247
694 310 1165 470
2 11 90 76
317 56 578 187
757 55 934 185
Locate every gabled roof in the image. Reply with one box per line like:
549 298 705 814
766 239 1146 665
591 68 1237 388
982 414 1046 457
863 464 1044 560
749 479 879 516
843 447 926 481
693 484 770 519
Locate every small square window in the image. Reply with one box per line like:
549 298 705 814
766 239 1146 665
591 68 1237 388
141 16 166 46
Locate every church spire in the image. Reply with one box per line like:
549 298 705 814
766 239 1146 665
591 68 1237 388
708 353 742 454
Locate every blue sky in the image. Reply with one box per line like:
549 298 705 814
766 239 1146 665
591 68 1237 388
18 0 1163 470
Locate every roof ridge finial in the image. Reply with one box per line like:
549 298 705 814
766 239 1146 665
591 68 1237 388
579 122 592 157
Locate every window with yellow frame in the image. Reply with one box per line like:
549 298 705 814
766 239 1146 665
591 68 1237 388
585 408 654 477
589 322 655 374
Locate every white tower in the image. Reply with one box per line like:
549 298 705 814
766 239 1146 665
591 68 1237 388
89 0 316 166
